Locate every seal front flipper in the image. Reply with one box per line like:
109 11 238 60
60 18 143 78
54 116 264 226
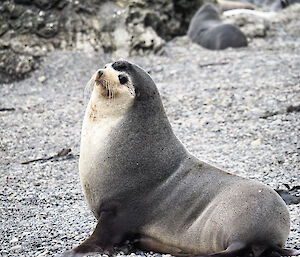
60 208 123 257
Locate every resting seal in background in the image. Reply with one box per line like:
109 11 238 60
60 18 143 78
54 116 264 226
59 60 298 257
187 3 248 50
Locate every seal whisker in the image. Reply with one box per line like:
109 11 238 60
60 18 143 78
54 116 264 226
103 80 110 99
108 83 112 99
85 72 97 93
84 72 97 104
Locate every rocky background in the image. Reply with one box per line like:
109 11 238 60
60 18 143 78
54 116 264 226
0 0 299 82
0 0 210 83
3 0 299 83
0 0 300 257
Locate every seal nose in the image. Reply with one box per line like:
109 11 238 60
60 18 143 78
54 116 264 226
98 70 103 78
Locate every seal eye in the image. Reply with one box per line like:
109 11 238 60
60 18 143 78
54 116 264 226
118 74 128 84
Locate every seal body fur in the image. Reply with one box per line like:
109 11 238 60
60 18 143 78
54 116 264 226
188 3 248 50
140 158 289 255
61 60 294 257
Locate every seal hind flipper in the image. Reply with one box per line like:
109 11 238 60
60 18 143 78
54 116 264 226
200 242 248 257
269 247 300 257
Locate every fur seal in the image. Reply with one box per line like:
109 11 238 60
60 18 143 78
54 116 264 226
187 3 248 50
59 60 298 257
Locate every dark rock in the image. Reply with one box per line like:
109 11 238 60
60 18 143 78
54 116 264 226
126 0 204 41
0 49 39 83
35 11 60 38
13 0 34 5
9 9 36 34
14 0 63 10
4 1 25 19
287 104 300 112
33 0 61 10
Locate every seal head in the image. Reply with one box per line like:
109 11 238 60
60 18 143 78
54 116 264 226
80 60 187 220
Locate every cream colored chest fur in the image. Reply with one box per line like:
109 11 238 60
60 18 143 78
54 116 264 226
79 88 134 214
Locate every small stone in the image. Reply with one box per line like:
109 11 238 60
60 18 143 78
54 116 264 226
10 237 18 243
271 119 282 125
10 245 22 251
251 138 262 146
38 76 46 83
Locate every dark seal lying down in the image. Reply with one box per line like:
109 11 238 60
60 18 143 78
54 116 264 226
59 60 299 257
188 3 248 50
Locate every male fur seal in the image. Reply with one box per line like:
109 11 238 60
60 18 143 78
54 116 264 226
187 3 248 50
60 60 298 257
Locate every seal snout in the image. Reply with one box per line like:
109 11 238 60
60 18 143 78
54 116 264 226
98 70 103 78
95 69 104 82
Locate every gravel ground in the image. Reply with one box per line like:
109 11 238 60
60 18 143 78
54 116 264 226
0 34 299 256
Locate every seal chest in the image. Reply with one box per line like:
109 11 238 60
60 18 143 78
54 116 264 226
79 64 135 216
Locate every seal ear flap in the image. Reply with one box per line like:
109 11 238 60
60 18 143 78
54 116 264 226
134 87 141 100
